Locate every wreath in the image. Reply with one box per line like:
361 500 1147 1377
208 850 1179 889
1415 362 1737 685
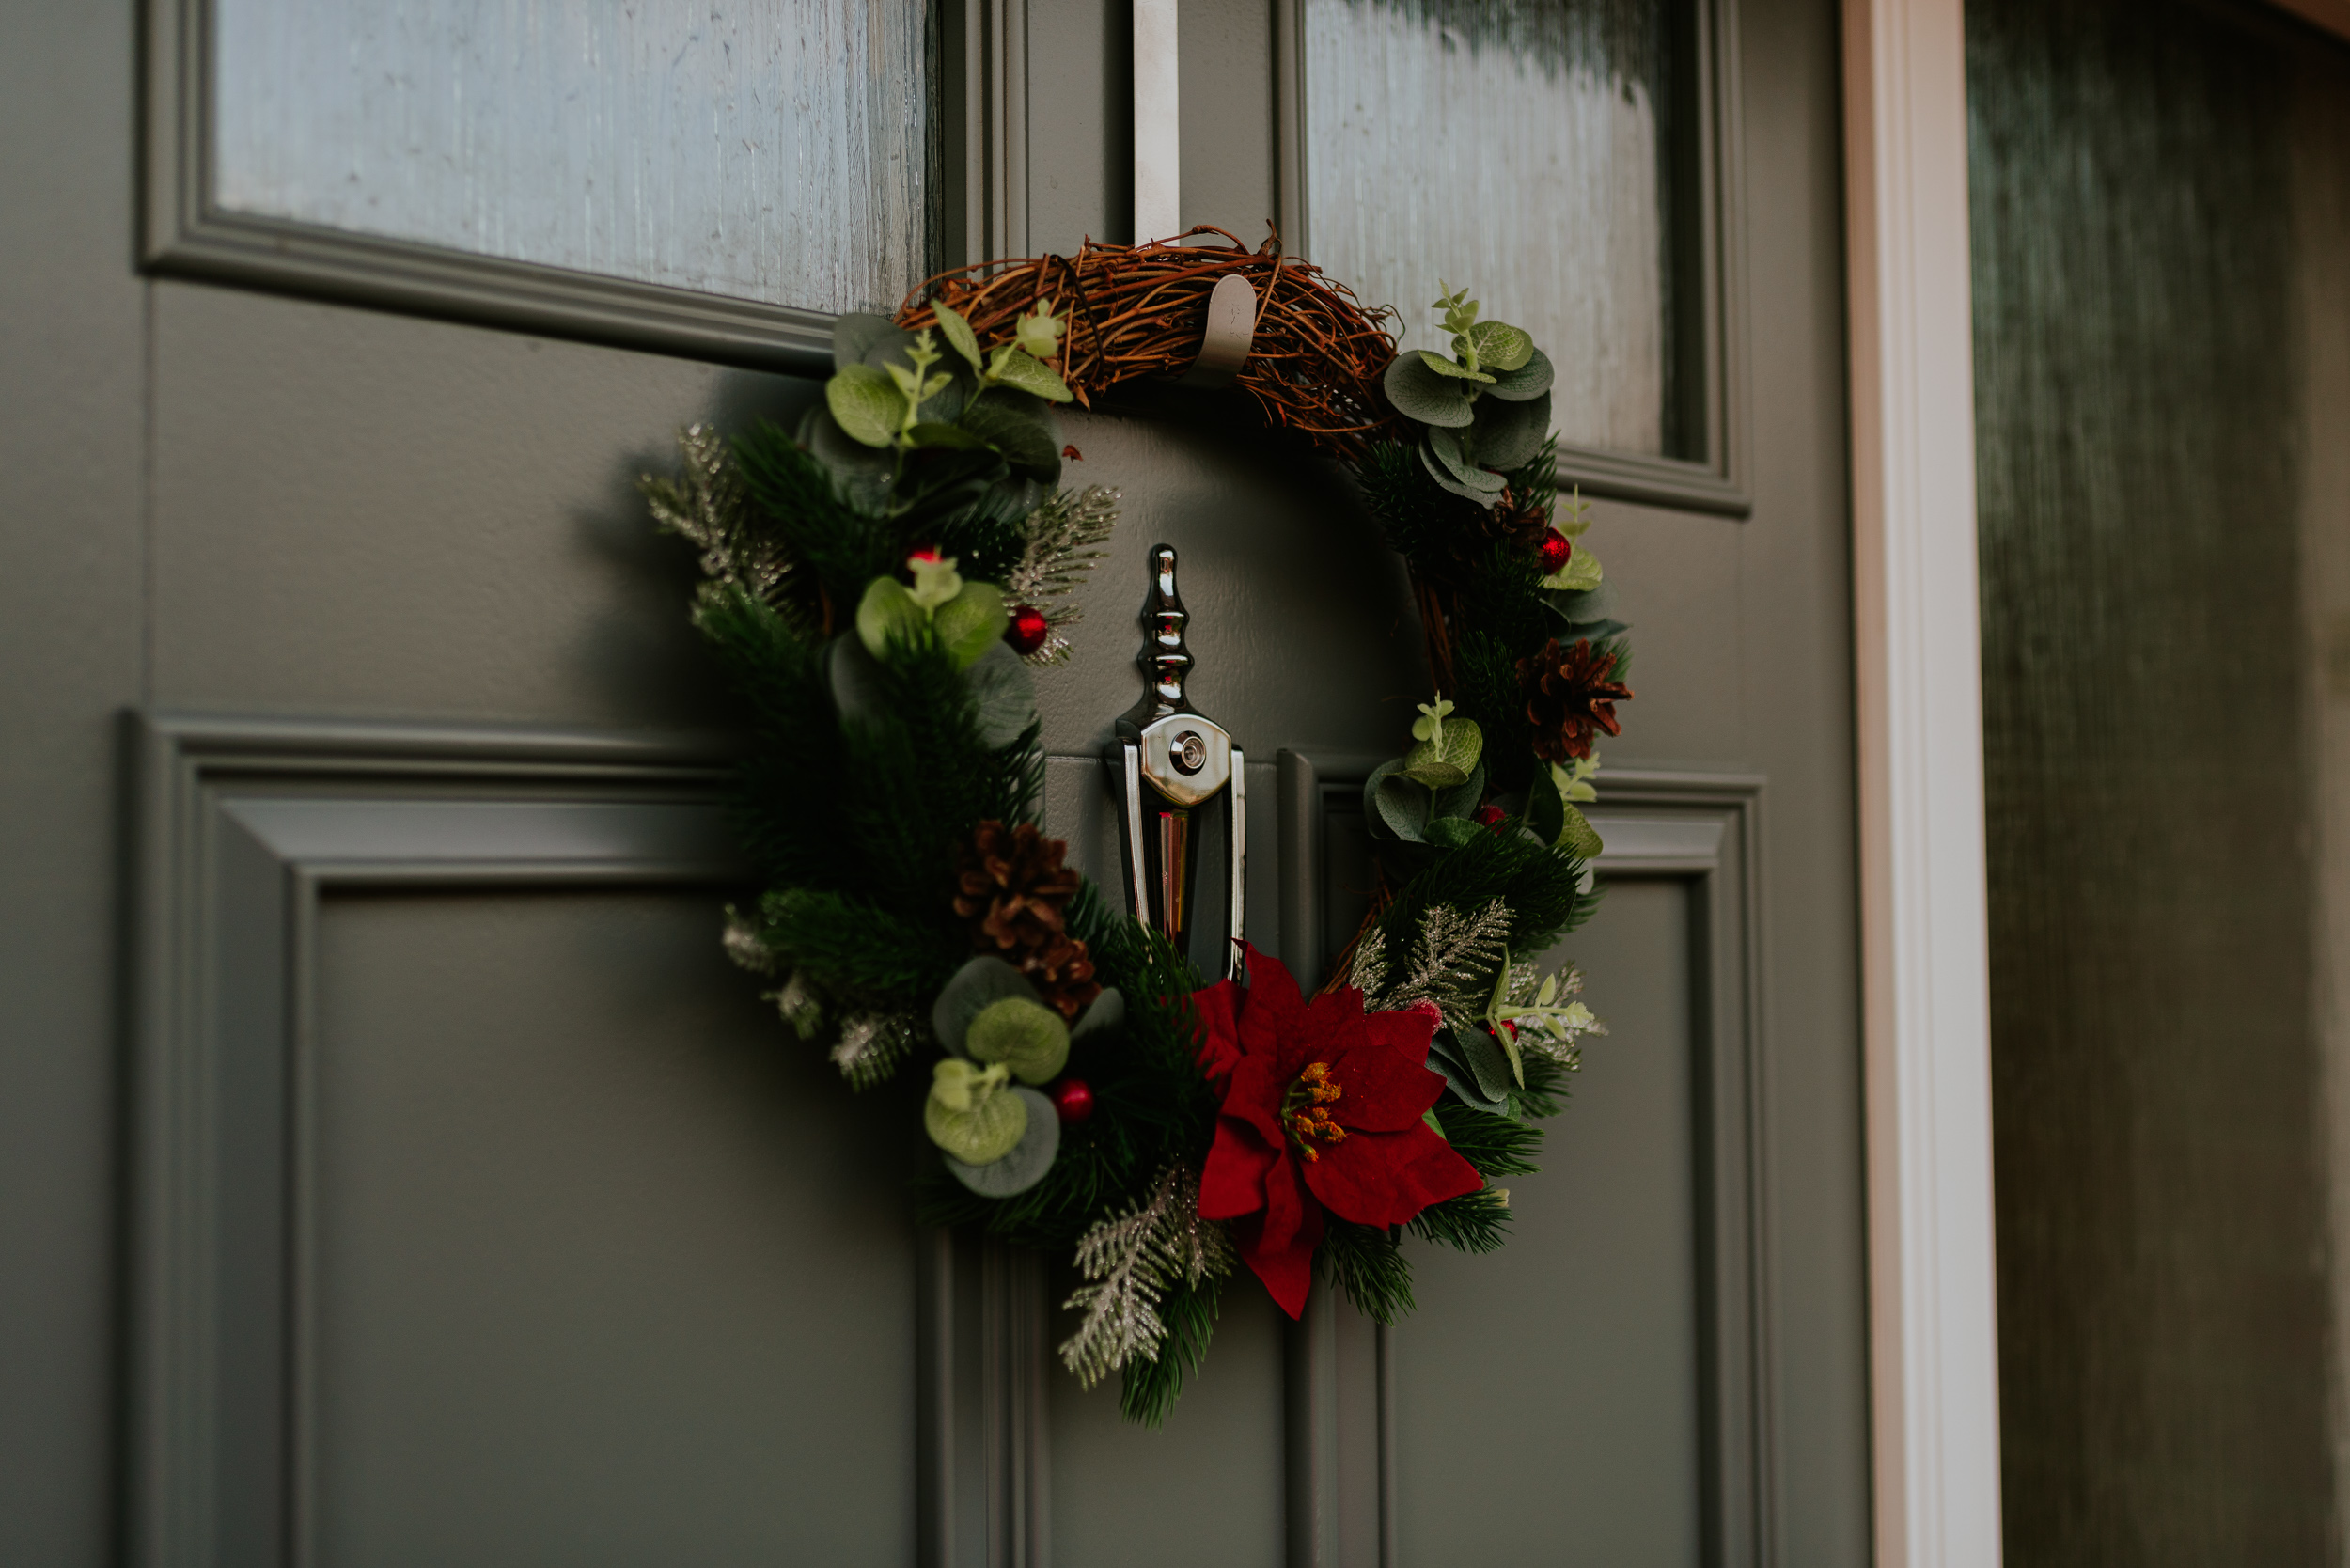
641 229 1633 1424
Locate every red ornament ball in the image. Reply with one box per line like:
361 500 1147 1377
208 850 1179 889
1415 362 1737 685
1049 1076 1095 1124
1006 604 1051 656
1473 803 1509 830
1537 530 1574 573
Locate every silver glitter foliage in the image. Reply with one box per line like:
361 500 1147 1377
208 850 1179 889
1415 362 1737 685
1359 898 1513 1033
829 1011 917 1090
640 423 802 616
1058 1163 1234 1388
1006 485 1120 665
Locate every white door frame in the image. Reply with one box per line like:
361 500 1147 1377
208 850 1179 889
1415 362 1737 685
1841 2 2002 1563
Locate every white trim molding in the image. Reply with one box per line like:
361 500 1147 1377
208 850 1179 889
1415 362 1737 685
1841 3 2005 1566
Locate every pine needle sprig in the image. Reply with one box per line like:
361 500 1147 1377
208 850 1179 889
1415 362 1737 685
1434 1098 1546 1177
1408 1184 1512 1254
1059 1164 1234 1389
1320 1219 1417 1324
827 1011 920 1090
1007 485 1121 665
1120 1270 1226 1426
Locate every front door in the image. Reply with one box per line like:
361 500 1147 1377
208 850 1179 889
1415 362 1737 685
81 0 1868 1563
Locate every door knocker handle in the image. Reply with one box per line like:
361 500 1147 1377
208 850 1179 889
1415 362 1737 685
1107 543 1246 978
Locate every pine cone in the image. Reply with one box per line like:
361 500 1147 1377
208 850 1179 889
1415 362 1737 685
1481 486 1552 554
952 821 1103 1018
1516 637 1632 764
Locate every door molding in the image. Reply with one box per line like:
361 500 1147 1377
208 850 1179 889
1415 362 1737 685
1273 0 1752 517
123 713 1044 1568
1275 752 1772 1567
1840 0 2004 1563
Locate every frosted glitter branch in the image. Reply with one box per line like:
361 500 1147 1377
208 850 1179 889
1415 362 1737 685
1006 485 1120 665
1059 1164 1233 1387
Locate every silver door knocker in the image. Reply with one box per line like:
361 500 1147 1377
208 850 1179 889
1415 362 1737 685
1109 544 1246 977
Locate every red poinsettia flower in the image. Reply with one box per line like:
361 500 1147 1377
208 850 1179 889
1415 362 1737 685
1193 945 1484 1317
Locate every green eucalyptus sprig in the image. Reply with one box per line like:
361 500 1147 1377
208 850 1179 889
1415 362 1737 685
1380 281 1556 508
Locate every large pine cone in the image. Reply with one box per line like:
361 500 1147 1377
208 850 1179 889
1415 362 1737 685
1517 637 1633 764
952 821 1103 1018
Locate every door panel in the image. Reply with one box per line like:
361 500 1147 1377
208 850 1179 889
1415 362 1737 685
312 892 916 1568
1394 877 1702 1568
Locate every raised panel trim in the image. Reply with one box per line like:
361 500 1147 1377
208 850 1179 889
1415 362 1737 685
124 713 1038 1568
1272 752 1771 1567
1273 0 1753 517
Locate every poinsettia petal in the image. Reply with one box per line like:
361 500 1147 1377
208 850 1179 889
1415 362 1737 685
1360 1000 1442 1066
1199 1115 1280 1220
1323 1036 1449 1132
1235 944 1310 1074
1302 1121 1484 1229
1221 1052 1289 1148
1192 978 1245 1081
1234 1156 1324 1318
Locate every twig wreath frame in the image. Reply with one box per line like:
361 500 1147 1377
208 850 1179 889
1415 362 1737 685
642 226 1635 1424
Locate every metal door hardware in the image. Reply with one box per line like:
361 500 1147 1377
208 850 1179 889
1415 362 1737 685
1108 543 1246 977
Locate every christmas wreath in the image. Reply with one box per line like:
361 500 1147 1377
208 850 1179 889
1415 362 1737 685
642 230 1632 1424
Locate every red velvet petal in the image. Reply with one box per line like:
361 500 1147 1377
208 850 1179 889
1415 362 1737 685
1302 1121 1484 1229
1192 977 1245 1081
1235 1157 1324 1318
1198 1115 1280 1220
1359 1000 1442 1066
1219 1052 1289 1150
1234 945 1310 1074
1322 1035 1449 1132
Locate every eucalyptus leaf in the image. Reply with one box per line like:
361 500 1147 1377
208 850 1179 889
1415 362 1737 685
1404 714 1483 781
925 1061 1026 1164
1452 1024 1520 1102
988 351 1075 403
1432 761 1486 822
1402 758 1468 790
1421 445 1505 507
1372 770 1433 843
1426 426 1507 494
1458 320 1534 372
906 420 986 450
1525 759 1566 846
932 580 1009 670
958 393 1063 481
1382 353 1477 427
799 406 895 509
833 312 906 368
1557 802 1606 860
963 641 1038 749
1544 542 1603 593
1472 390 1551 471
1483 346 1555 402
1415 349 1496 384
1423 816 1481 849
945 1087 1061 1195
854 576 928 661
1550 578 1616 625
931 301 985 372
1071 986 1125 1044
826 364 905 449
1427 1031 1512 1115
965 996 1072 1084
932 955 1044 1056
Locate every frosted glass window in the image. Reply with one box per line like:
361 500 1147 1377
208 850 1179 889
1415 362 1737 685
1303 0 1679 456
212 1 937 317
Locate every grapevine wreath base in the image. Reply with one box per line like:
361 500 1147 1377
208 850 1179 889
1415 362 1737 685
641 228 1634 1424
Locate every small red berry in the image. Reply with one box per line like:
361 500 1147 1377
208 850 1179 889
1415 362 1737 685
1006 604 1051 656
1049 1077 1095 1124
1537 531 1574 573
1473 803 1508 829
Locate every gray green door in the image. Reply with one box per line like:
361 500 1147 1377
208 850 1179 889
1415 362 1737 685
0 1 1866 1563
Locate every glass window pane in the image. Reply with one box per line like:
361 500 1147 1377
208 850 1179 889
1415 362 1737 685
1303 0 1679 457
212 0 937 317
